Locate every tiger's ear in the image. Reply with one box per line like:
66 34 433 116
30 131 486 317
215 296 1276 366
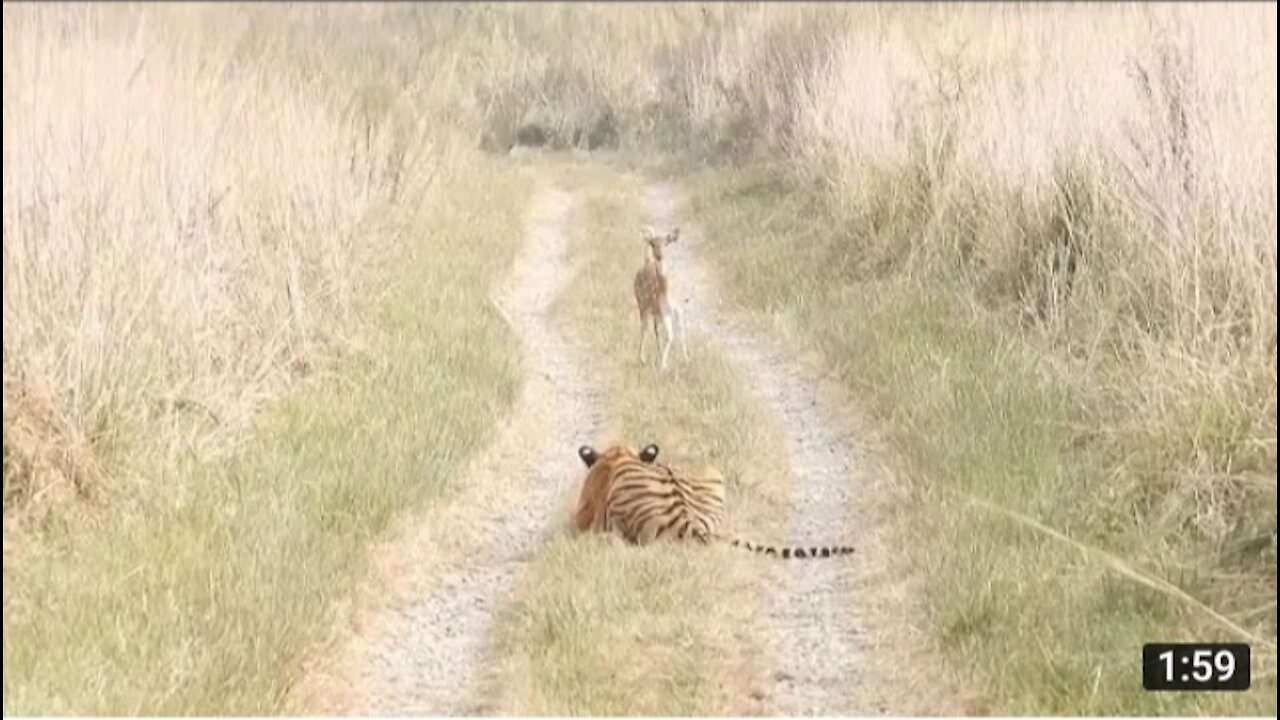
578 445 598 468
639 444 660 463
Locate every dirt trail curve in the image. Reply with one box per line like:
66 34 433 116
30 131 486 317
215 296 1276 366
647 183 881 716
288 181 606 715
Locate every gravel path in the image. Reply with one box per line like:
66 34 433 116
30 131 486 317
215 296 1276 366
288 170 946 717
289 181 606 715
645 182 878 716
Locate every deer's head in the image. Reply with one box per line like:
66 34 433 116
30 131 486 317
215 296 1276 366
641 227 680 263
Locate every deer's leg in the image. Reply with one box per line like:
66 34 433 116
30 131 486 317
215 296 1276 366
659 311 674 371
651 315 664 370
637 309 647 364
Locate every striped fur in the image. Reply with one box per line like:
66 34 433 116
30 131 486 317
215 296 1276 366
574 442 855 559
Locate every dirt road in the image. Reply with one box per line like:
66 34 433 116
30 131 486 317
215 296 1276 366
646 182 882 715
288 180 607 714
289 164 946 716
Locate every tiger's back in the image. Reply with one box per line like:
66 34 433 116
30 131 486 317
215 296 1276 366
573 442 855 559
604 457 725 545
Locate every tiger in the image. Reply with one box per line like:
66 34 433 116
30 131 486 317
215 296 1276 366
572 441 855 559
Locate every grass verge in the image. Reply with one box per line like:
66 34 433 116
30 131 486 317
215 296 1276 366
681 165 1277 715
486 158 789 716
1 166 530 715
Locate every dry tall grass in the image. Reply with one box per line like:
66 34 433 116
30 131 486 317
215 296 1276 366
431 1 1275 711
20 3 1270 543
3 4 533 713
616 2 1275 712
461 0 1275 568
3 4 456 516
3 1 1274 714
780 4 1277 551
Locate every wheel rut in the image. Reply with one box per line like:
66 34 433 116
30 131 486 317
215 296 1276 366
645 181 877 716
288 180 606 715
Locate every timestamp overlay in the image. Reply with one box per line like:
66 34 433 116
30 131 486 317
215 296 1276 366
1143 643 1251 691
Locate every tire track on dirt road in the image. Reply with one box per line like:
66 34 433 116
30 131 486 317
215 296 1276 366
645 182 881 715
288 180 606 715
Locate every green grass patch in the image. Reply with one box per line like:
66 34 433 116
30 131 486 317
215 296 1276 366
681 165 1277 715
1 169 530 714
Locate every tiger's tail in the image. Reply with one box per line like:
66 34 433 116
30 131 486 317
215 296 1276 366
723 536 854 559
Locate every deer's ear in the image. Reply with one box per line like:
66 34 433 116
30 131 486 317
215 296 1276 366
667 228 681 243
578 446 599 468
639 444 660 463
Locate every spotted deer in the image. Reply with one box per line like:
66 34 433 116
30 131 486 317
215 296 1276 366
634 227 687 371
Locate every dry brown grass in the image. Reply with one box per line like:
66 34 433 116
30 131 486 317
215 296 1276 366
15 2 1269 559
455 9 1275 709
782 5 1277 547
404 6 1277 547
4 2 1273 714
3 4 530 713
3 4 442 514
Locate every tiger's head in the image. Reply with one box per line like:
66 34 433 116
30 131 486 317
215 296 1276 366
571 442 660 533
577 442 659 468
